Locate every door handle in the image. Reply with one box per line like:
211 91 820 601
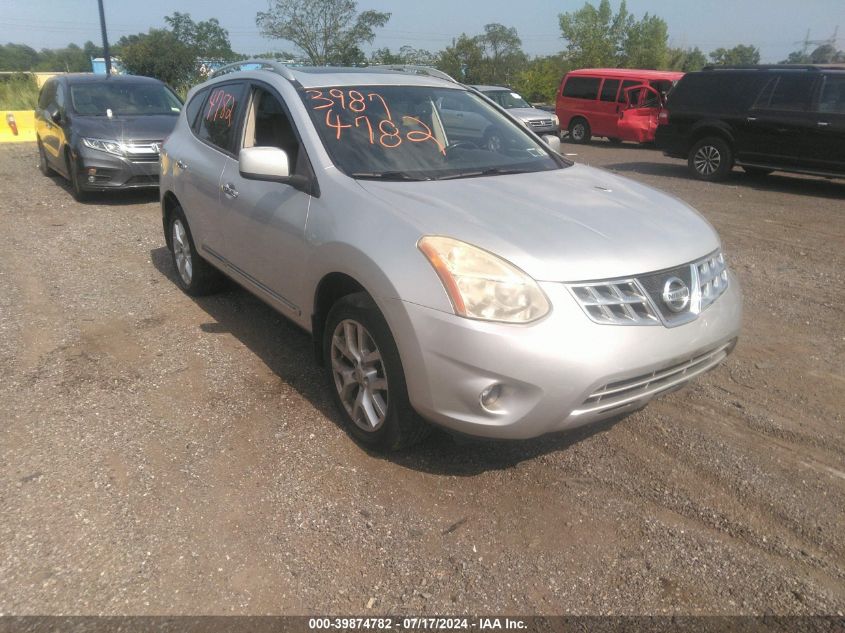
817 121 830 127
221 183 238 199
176 159 188 170
746 117 757 122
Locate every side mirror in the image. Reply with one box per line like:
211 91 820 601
542 134 561 153
48 105 61 124
239 146 290 181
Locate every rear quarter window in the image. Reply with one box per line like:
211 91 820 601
562 77 601 100
185 88 209 132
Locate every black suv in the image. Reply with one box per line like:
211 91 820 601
35 74 183 200
655 65 845 181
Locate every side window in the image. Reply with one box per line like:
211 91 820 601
600 79 620 102
562 77 600 100
243 86 302 173
38 80 55 110
817 75 845 114
185 88 209 133
754 74 816 112
196 82 247 153
55 83 66 112
618 80 642 102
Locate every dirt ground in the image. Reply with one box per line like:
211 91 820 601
0 140 843 616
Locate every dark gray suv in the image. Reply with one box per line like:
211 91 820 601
35 74 182 199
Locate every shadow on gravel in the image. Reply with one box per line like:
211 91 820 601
150 246 625 475
604 161 845 200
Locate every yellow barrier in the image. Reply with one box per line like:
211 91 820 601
0 110 36 143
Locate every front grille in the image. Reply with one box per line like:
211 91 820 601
567 250 729 327
123 140 162 163
528 119 554 127
576 341 734 413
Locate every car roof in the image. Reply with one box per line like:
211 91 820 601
60 73 165 85
566 68 685 80
472 85 515 92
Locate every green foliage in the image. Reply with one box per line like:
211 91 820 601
437 35 486 83
709 44 760 66
257 0 391 65
370 46 437 66
478 23 526 85
0 73 39 109
623 13 668 68
513 54 570 103
164 12 240 61
666 47 707 71
118 29 197 88
782 44 845 64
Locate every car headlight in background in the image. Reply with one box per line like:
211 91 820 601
553 114 560 127
81 138 124 156
418 235 550 323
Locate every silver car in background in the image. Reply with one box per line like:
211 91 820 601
160 61 741 451
472 85 560 136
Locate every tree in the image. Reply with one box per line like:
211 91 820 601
437 35 485 83
0 44 40 71
164 12 239 60
370 45 437 66
513 54 569 103
665 46 707 72
119 29 197 87
622 13 668 68
709 44 760 66
256 0 390 65
559 0 630 68
479 23 526 84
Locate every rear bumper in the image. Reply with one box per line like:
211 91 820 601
73 145 160 190
382 274 742 440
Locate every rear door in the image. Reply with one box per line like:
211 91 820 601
172 81 249 260
217 81 313 317
810 73 845 173
739 73 820 168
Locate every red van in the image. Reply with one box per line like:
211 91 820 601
556 68 684 144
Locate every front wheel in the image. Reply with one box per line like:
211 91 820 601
324 293 429 451
37 140 54 176
65 152 87 201
688 137 733 181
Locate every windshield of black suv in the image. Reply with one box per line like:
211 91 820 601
70 82 182 117
300 85 565 181
481 89 532 109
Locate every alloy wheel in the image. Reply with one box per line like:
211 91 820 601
694 145 721 176
572 123 586 141
330 319 389 432
171 219 193 286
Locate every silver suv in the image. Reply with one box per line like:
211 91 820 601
160 61 741 451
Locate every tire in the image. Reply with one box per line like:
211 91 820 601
688 136 733 181
323 292 430 451
65 152 88 201
168 206 225 296
742 166 773 177
568 118 591 144
37 139 54 176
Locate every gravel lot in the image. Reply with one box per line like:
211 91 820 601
0 140 843 616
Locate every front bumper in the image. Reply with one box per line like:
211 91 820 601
526 123 559 136
73 145 160 190
382 273 741 440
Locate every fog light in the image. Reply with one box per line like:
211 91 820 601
480 383 502 410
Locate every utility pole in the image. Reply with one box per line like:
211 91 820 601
97 0 112 76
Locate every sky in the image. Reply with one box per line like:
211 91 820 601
1 0 843 63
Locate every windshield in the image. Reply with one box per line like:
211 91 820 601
300 85 563 181
70 82 182 116
481 89 532 109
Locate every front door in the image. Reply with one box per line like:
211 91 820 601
808 73 845 173
218 83 312 318
617 85 662 143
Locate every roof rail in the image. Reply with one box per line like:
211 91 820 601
210 59 297 80
703 64 845 72
367 64 459 83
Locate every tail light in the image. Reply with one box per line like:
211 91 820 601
6 113 18 136
658 110 670 125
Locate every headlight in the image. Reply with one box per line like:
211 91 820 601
81 137 124 156
418 236 550 323
553 114 560 126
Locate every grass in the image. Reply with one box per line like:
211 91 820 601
0 74 39 110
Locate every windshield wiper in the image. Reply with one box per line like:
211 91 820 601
350 171 430 181
434 167 531 181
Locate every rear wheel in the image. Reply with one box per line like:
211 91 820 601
324 293 429 451
168 207 225 296
688 137 733 181
568 118 591 144
37 139 54 176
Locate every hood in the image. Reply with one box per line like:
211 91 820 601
70 114 179 142
357 164 720 282
508 107 556 122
